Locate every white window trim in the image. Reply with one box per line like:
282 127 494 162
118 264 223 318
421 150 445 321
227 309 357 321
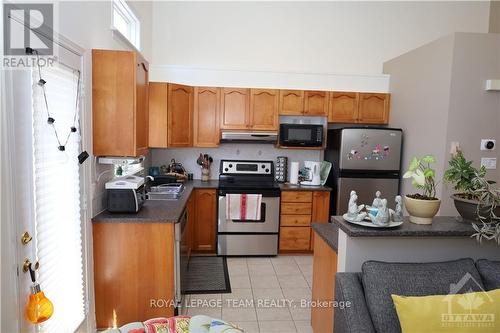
111 0 141 51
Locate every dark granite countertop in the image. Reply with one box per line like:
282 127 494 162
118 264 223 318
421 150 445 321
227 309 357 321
92 180 219 223
312 223 338 252
330 216 476 237
279 183 332 192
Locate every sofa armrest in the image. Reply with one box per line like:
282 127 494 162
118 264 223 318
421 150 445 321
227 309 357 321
335 273 376 333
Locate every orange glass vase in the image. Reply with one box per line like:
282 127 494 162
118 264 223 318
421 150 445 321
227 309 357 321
25 284 53 324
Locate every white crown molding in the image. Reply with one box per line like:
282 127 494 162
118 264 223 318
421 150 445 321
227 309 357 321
150 65 391 93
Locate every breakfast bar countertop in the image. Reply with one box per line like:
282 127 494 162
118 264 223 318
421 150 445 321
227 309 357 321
312 223 339 251
330 215 476 237
92 180 219 224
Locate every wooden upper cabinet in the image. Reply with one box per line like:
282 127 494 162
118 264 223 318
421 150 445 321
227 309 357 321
92 49 148 157
168 83 193 147
135 58 149 154
328 92 359 123
304 90 329 116
193 87 220 147
148 82 168 148
220 88 249 130
358 93 390 124
250 89 279 130
279 90 304 115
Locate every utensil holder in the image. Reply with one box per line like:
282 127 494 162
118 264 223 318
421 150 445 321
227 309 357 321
201 168 210 182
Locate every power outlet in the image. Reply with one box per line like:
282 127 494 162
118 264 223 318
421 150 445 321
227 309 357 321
481 158 497 170
480 139 496 151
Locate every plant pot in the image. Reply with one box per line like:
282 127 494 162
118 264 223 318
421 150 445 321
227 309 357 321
404 195 441 225
452 194 500 223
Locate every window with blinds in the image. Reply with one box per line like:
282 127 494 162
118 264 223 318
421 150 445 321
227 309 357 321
31 64 85 333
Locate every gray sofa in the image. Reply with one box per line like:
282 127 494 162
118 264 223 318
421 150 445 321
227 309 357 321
334 258 500 333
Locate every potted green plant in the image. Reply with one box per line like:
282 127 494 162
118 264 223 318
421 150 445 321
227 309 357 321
402 155 441 224
470 175 500 243
444 150 487 221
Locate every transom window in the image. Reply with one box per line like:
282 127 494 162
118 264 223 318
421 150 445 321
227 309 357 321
111 0 140 50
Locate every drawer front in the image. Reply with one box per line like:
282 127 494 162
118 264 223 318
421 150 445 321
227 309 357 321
281 191 313 203
279 227 311 250
281 214 311 226
281 202 312 215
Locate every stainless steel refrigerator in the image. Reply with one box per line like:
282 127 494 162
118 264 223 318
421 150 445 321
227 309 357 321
325 127 403 215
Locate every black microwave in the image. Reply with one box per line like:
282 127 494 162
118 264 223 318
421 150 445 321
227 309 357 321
279 124 324 147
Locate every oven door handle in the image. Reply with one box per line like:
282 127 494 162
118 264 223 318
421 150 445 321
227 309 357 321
230 203 267 223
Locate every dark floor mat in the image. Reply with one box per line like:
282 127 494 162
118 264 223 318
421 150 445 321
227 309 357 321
183 256 231 294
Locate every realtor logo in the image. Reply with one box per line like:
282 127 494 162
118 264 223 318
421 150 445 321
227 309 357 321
441 273 495 328
3 3 53 55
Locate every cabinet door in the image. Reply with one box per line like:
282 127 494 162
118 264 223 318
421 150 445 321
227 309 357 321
250 89 279 130
279 90 304 115
186 193 195 258
304 90 328 116
279 227 311 251
92 50 136 156
93 223 175 328
311 232 337 333
328 92 359 123
148 82 168 148
168 84 193 147
193 87 220 147
358 93 390 124
193 189 217 253
220 88 250 129
310 191 331 250
135 58 149 155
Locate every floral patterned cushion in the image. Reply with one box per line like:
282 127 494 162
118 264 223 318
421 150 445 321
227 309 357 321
144 316 190 333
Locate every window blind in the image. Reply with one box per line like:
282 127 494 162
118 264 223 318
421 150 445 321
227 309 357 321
31 64 85 333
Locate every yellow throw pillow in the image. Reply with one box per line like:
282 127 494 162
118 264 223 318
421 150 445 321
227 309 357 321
392 288 500 333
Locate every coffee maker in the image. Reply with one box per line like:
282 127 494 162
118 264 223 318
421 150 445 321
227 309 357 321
300 161 321 186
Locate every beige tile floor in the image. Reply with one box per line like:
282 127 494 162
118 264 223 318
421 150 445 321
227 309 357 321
186 255 314 333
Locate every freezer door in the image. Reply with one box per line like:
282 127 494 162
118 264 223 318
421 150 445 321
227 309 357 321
339 128 402 171
336 177 400 215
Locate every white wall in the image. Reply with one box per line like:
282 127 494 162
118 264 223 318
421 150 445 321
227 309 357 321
441 33 500 215
151 1 489 76
152 145 321 180
384 34 455 201
384 32 500 215
58 1 152 61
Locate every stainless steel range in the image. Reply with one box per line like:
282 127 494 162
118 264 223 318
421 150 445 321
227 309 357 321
217 160 280 256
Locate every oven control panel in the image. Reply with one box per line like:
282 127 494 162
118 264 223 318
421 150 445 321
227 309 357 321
220 160 274 175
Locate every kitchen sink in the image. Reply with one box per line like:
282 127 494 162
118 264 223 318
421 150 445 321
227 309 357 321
146 183 184 200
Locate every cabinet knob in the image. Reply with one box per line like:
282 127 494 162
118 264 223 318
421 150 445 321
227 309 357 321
21 231 32 245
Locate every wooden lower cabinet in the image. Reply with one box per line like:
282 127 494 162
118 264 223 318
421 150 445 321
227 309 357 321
192 189 217 253
310 191 331 250
93 222 175 329
311 231 337 333
279 190 330 253
279 226 311 250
